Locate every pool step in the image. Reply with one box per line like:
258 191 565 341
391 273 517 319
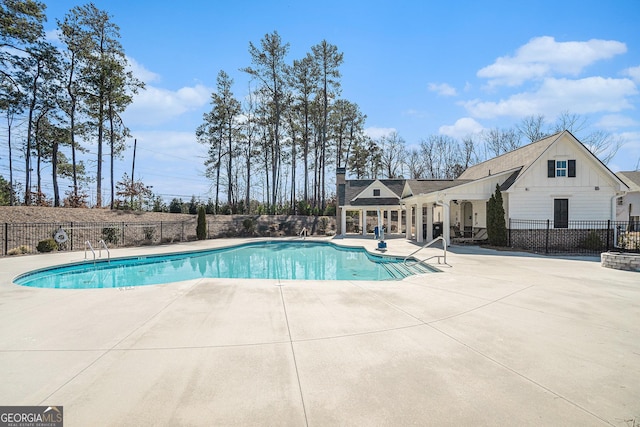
384 261 432 278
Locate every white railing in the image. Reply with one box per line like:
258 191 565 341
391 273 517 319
84 240 95 261
85 240 110 262
98 239 110 261
403 236 448 266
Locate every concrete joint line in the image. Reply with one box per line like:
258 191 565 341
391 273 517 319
278 286 309 427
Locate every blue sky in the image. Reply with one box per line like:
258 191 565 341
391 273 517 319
37 0 640 203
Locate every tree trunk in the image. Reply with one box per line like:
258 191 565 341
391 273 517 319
215 130 222 214
52 140 59 206
227 116 233 207
67 50 79 203
6 114 14 205
109 103 115 209
96 99 104 207
24 64 41 205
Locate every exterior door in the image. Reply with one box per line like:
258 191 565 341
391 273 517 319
554 199 569 228
463 202 473 236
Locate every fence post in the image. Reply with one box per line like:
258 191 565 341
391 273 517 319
606 220 611 251
3 223 7 255
122 222 125 247
508 218 511 247
545 219 550 254
70 222 74 251
160 221 163 244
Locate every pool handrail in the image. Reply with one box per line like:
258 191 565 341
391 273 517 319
98 239 110 262
403 236 448 266
84 240 95 261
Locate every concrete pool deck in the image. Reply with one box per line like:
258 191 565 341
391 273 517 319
0 237 638 426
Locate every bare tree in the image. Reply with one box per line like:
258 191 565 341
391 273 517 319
582 130 624 165
482 127 521 157
420 135 463 179
517 114 548 143
379 131 406 178
552 111 588 135
461 136 479 167
553 111 623 165
405 148 425 179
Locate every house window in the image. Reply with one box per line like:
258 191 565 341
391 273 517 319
373 189 380 196
548 159 576 178
554 199 568 228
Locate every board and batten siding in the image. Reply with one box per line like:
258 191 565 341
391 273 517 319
507 134 619 223
509 190 614 223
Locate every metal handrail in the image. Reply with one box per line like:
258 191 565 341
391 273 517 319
98 239 110 261
84 241 95 261
404 236 448 266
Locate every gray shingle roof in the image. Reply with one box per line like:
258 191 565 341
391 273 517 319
349 197 402 206
343 179 405 206
404 179 472 196
458 132 561 180
617 171 640 191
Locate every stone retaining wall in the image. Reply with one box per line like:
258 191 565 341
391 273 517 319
601 252 640 272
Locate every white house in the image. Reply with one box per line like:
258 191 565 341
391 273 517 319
338 131 629 245
336 168 405 236
616 171 640 229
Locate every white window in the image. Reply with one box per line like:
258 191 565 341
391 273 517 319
556 160 567 177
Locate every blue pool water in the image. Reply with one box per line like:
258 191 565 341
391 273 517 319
14 241 435 289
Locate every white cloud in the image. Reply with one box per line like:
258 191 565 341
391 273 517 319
403 109 429 119
128 130 210 196
133 130 207 162
596 114 639 130
463 77 637 119
126 56 161 84
428 82 457 96
123 84 212 126
439 118 485 139
365 127 396 139
478 36 627 86
45 29 61 43
623 65 640 83
610 131 640 172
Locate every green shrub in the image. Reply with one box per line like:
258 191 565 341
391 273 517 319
196 206 207 240
318 216 329 234
143 227 156 242
8 245 30 255
36 238 58 253
487 184 507 246
102 227 119 244
242 218 256 236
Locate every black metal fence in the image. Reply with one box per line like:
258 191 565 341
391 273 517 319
1 221 195 256
509 219 640 255
0 215 332 257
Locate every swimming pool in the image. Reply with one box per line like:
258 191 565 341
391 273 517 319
14 241 436 289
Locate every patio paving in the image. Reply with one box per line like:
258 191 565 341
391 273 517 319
0 237 638 426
